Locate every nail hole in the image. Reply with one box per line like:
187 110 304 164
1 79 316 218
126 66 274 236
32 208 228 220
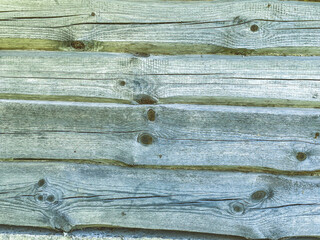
251 190 267 201
250 24 259 32
147 109 156 121
71 41 85 50
119 81 126 86
267 3 271 8
296 152 307 161
38 179 45 187
138 133 153 145
91 12 96 16
134 94 157 105
47 195 55 203
121 212 126 216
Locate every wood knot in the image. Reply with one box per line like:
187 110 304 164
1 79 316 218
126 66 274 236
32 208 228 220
138 133 153 145
38 179 46 187
91 12 96 16
296 152 307 161
134 94 158 105
230 202 245 215
36 193 57 204
250 24 259 32
35 179 62 208
251 190 268 201
71 41 85 50
119 80 126 86
147 109 156 121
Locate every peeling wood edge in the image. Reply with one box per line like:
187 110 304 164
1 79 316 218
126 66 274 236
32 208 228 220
2 94 320 108
2 38 320 56
2 158 320 177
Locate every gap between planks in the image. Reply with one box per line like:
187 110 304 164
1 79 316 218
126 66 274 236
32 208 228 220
2 158 320 177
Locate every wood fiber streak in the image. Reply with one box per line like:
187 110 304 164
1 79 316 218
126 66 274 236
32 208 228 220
2 161 320 240
2 100 320 171
1 0 320 54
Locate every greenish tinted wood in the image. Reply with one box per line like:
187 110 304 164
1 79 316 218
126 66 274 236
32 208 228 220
2 51 320 107
2 161 320 239
2 99 320 172
1 0 320 54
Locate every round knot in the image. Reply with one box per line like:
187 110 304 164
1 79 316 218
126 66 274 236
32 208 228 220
229 202 245 215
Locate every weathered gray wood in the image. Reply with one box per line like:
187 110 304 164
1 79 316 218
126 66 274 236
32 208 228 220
2 161 320 239
2 99 320 171
0 226 246 240
2 51 320 106
1 0 320 54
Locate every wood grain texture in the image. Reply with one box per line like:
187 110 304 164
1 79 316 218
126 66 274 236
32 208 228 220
0 226 247 240
2 99 320 172
1 0 320 54
2 51 320 107
2 161 320 239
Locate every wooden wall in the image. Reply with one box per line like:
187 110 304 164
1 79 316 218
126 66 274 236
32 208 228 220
1 0 320 239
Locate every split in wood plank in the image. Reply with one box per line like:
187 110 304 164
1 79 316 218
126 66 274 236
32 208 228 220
2 99 320 172
2 51 320 107
1 0 320 55
2 161 320 239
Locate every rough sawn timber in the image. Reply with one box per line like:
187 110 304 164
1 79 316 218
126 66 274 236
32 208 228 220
1 0 320 54
1 99 320 172
2 161 320 239
2 51 320 107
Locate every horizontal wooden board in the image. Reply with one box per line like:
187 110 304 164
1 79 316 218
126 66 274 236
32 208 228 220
2 51 320 107
0 233 312 240
0 226 246 240
1 0 320 54
0 234 242 240
2 161 320 239
2 99 320 172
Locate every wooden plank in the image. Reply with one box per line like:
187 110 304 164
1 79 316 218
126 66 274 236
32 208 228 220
2 99 320 172
2 161 320 239
1 0 320 54
2 51 320 107
0 235 242 240
0 226 245 240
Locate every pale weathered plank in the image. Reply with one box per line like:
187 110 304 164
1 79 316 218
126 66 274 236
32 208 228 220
2 51 320 107
1 0 320 54
1 99 320 171
2 161 320 239
0 226 245 240
0 234 241 240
